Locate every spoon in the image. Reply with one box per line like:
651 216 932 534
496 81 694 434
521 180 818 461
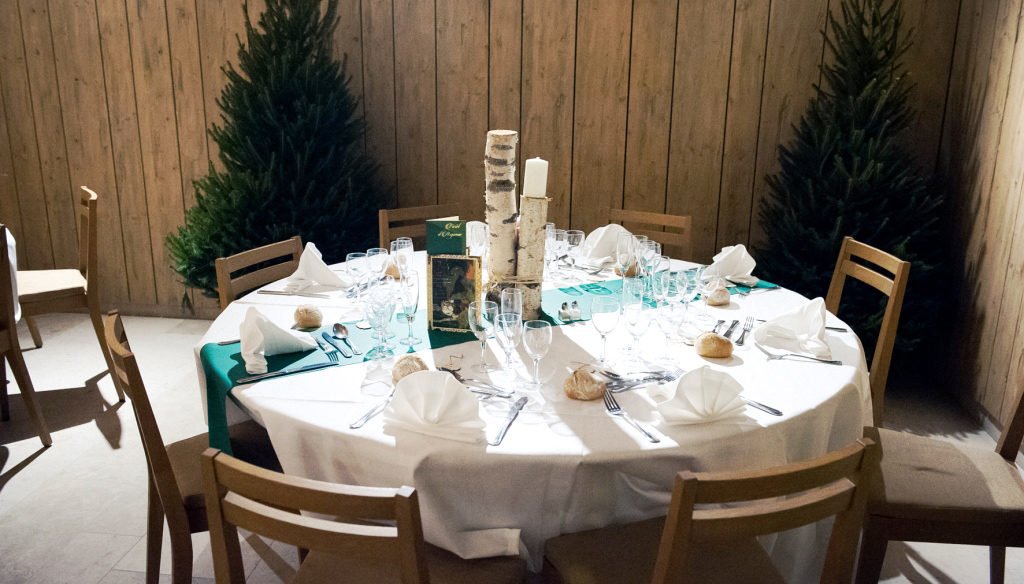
333 323 362 355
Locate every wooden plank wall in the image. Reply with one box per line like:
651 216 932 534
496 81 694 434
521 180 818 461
940 0 1024 426
0 0 959 302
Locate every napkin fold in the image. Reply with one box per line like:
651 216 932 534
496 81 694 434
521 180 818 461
656 366 746 424
578 223 630 266
284 242 352 292
753 297 832 359
239 306 318 374
704 244 756 281
383 370 485 443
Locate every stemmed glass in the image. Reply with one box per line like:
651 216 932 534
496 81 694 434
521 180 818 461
565 230 585 271
495 313 523 371
468 300 498 372
544 224 557 274
467 222 489 257
590 296 620 364
697 268 721 327
522 320 552 387
621 278 646 357
364 278 396 361
501 287 523 319
345 252 369 327
623 302 651 364
390 238 413 278
398 270 420 346
615 233 636 277
552 229 567 276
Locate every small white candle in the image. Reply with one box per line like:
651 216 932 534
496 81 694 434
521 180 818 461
522 157 549 198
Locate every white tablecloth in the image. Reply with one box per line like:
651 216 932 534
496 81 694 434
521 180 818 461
195 251 870 576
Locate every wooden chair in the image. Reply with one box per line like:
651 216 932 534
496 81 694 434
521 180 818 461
214 236 303 310
0 225 51 446
543 438 879 584
16 186 122 401
824 236 910 426
856 389 1024 584
201 447 527 583
379 203 460 249
603 207 693 260
103 310 280 584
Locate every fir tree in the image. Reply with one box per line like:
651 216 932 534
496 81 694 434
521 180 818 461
757 0 943 358
167 0 386 299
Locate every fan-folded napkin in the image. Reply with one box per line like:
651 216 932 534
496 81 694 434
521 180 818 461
704 244 756 283
655 366 746 424
239 306 317 374
284 242 352 292
383 370 485 443
579 223 630 266
753 297 832 359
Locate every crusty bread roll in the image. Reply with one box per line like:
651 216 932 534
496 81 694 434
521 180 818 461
614 264 637 278
706 285 731 306
695 332 733 358
392 354 429 384
385 259 402 279
294 304 323 329
563 367 606 401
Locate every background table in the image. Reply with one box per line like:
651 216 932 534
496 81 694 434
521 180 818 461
195 251 870 577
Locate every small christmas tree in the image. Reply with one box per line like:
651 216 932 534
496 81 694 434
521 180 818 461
757 0 942 357
167 0 386 299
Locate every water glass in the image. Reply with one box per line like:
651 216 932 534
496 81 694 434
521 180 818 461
468 300 498 372
366 247 389 277
364 279 396 361
623 303 651 360
615 233 636 276
500 287 523 319
398 270 420 346
390 239 413 278
552 229 567 274
565 230 585 269
590 296 620 364
621 277 645 307
495 313 523 370
468 222 489 257
523 320 552 387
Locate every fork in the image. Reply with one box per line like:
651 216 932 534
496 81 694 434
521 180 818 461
313 335 340 363
603 391 660 443
754 342 843 365
735 316 754 346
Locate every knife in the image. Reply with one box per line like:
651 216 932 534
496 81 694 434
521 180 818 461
321 332 352 358
236 361 339 384
489 396 528 446
723 319 740 338
257 290 330 299
741 397 783 416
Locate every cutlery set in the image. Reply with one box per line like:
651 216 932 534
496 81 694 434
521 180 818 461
713 318 751 345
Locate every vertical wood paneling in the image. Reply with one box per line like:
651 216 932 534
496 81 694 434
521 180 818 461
393 0 437 207
197 0 248 169
570 0 631 233
0 4 28 267
333 0 364 115
622 0 676 223
360 0 396 201
166 0 208 209
436 0 488 218
665 0 734 263
488 0 522 183
520 0 575 227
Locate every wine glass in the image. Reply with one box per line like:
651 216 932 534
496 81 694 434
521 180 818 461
621 277 645 307
468 300 498 372
590 296 620 364
623 302 651 363
565 230 585 270
345 252 369 325
366 247 389 278
615 233 636 277
652 270 672 308
390 238 413 278
495 313 523 371
364 279 396 361
544 224 557 274
500 287 523 319
552 229 567 276
467 222 489 257
398 270 420 346
698 270 722 327
522 320 552 387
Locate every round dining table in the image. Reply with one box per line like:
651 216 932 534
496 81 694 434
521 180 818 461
194 250 871 578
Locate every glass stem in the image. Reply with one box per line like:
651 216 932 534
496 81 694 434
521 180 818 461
480 339 487 364
533 358 541 384
600 334 607 363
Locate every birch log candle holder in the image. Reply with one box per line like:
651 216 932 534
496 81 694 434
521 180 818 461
484 130 519 284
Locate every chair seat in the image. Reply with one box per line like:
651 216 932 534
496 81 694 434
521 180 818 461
870 427 1024 524
543 517 784 584
16 269 86 302
295 544 526 584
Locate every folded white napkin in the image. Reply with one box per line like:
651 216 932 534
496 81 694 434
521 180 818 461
704 244 756 281
239 306 318 374
753 297 832 359
579 223 630 266
656 366 746 424
284 242 352 293
383 370 485 443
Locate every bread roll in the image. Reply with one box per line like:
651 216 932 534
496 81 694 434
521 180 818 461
706 285 731 306
563 367 606 401
695 332 732 358
294 304 323 329
392 355 429 384
614 264 637 278
385 259 402 279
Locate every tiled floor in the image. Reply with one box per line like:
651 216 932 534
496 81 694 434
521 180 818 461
0 313 1020 583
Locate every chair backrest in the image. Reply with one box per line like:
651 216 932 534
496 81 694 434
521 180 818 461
652 437 878 584
824 236 910 427
102 310 191 534
201 448 431 583
379 203 460 249
996 380 1024 461
214 236 303 310
604 207 693 260
79 186 99 295
0 225 17 353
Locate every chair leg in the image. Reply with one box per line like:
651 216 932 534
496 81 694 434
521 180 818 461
168 521 194 584
146 478 164 584
990 545 1006 584
88 305 123 402
1 356 9 421
854 523 888 584
7 349 51 446
24 315 42 348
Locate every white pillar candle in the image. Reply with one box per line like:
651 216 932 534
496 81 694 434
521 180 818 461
522 157 549 198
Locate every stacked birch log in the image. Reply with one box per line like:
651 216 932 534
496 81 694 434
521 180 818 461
484 129 548 319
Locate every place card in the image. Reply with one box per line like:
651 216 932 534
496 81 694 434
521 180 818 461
427 219 467 255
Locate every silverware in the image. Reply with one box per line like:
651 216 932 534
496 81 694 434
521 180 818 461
755 319 848 332
313 335 340 363
350 387 396 429
321 332 352 358
603 390 659 442
236 361 339 384
741 397 782 416
754 343 843 365
257 289 330 299
712 319 725 334
735 316 754 346
217 339 240 345
438 367 512 397
607 371 683 393
723 319 740 338
489 396 528 446
332 323 362 355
